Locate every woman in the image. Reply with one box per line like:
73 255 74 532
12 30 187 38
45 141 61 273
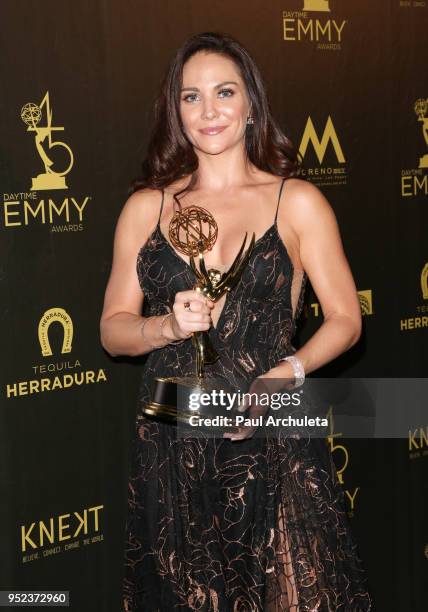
100 32 372 611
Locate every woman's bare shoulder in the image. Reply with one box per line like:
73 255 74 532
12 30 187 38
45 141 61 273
282 178 335 228
124 187 162 210
120 187 163 227
121 176 192 224
284 176 322 196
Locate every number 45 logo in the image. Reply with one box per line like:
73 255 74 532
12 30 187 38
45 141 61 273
21 92 74 191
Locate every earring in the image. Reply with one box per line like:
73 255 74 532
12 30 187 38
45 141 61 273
246 115 254 125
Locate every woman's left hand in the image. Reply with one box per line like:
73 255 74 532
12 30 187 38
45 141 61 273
222 373 272 442
222 362 296 441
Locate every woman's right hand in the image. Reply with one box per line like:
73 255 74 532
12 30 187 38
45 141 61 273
169 290 215 340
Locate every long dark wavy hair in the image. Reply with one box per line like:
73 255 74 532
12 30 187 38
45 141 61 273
130 31 301 199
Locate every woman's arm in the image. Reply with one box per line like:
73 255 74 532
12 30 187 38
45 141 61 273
100 189 213 357
99 189 178 358
268 179 362 380
224 179 361 441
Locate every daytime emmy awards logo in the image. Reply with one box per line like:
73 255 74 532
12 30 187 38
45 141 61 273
401 98 428 198
283 0 346 51
1 91 90 232
326 406 360 516
5 308 107 399
21 92 74 191
298 116 347 187
414 98 428 169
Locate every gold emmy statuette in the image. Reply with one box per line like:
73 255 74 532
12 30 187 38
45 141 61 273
414 98 428 169
142 202 255 424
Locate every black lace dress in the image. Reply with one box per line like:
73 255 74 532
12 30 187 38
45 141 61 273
123 180 372 611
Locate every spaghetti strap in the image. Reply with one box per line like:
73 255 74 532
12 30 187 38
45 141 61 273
274 177 286 225
157 189 165 226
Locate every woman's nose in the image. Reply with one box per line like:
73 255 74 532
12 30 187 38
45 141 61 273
201 100 218 120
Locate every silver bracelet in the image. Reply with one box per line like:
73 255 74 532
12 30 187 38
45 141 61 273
159 313 185 345
140 317 159 350
141 314 185 350
280 355 305 388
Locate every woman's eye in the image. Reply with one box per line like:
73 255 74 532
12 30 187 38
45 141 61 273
218 88 234 98
182 93 200 103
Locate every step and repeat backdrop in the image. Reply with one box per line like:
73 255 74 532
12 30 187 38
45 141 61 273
1 1 426 610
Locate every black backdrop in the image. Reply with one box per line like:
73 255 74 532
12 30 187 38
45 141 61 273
1 1 427 610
